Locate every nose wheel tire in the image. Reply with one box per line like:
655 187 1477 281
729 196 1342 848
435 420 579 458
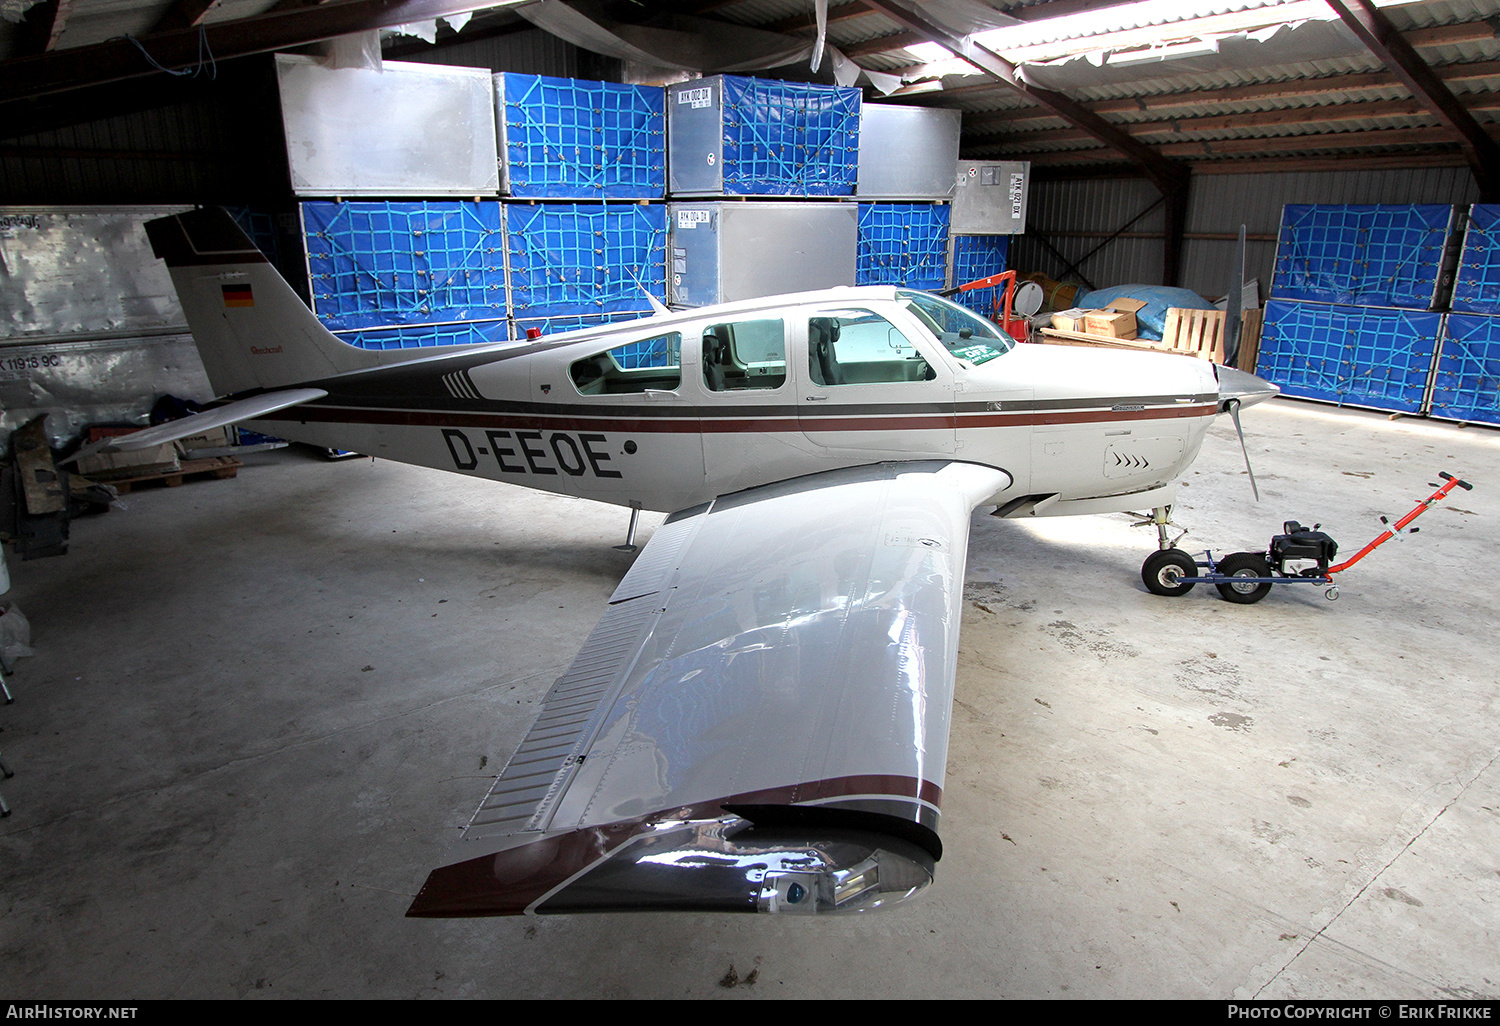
1142 548 1198 596
1213 552 1273 604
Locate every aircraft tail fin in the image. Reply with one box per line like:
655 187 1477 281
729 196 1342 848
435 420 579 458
145 208 382 396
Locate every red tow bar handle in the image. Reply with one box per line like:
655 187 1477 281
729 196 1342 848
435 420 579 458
1327 471 1474 575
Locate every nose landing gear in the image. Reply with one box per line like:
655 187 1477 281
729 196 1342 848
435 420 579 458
1135 505 1199 596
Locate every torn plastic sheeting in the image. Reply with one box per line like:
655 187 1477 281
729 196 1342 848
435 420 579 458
0 604 35 671
514 0 894 91
1017 18 1365 92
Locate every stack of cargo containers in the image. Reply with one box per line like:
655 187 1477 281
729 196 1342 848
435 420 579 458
667 75 862 306
496 73 667 339
1430 204 1500 426
854 105 958 293
285 66 667 349
1257 204 1458 414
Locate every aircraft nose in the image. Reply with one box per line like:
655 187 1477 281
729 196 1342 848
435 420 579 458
1216 364 1279 412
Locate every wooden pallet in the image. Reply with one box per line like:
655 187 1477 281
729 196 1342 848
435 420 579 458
1041 307 1265 368
97 456 242 494
1161 308 1226 363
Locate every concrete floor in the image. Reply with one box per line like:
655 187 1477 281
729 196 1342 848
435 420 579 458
0 397 1497 999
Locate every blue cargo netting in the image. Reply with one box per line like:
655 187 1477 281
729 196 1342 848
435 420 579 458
512 310 655 342
856 203 949 289
500 74 664 200
302 201 506 337
1271 204 1455 310
1257 299 1441 414
506 203 667 317
332 321 512 351
1451 204 1500 315
722 76 860 197
950 234 1010 312
1429 313 1500 425
227 207 279 262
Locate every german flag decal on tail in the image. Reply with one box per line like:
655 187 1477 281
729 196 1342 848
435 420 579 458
221 284 254 308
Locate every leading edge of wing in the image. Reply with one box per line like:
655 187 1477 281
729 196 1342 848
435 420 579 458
408 459 1011 918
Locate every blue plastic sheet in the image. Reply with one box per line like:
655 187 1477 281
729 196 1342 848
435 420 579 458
720 76 860 196
1451 205 1500 315
1069 284 1214 341
1271 204 1455 310
505 203 667 317
1430 313 1500 425
950 235 1010 315
500 74 664 200
856 203 949 290
302 201 506 334
1257 299 1441 414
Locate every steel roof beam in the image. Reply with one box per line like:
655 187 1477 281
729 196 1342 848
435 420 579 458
860 0 1186 194
1324 0 1500 199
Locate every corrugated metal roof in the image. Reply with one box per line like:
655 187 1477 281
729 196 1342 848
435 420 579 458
1 0 1497 179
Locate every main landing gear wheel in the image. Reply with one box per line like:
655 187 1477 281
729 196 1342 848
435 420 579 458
1213 552 1273 604
1142 549 1198 596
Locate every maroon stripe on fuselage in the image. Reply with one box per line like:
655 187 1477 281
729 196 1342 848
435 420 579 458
261 402 1218 434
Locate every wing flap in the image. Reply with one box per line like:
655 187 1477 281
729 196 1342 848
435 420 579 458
466 594 667 838
410 460 1010 917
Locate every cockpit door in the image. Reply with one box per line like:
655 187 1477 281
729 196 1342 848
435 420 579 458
795 305 957 454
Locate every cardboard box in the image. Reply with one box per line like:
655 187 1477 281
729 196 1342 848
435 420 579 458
75 443 180 480
175 427 231 454
74 427 180 480
1082 298 1146 339
1050 307 1091 332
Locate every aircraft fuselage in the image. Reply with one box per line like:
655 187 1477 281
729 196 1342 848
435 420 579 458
251 287 1237 518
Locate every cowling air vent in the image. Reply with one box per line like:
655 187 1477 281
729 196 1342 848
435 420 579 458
1103 436 1183 480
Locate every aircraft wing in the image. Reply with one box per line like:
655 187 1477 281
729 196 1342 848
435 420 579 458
60 388 329 464
408 459 1010 917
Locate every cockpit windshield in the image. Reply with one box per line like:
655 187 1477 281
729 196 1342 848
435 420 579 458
897 289 1015 366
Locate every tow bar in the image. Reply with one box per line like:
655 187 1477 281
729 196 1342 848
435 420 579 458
1142 472 1475 603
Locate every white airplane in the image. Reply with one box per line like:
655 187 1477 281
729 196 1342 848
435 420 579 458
105 207 1275 917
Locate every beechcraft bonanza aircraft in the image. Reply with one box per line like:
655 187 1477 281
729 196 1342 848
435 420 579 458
91 208 1277 917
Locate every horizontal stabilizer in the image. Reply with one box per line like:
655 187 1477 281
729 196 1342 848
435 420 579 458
61 388 327 464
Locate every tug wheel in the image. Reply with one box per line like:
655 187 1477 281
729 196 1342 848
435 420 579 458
1142 549 1198 597
1214 552 1273 604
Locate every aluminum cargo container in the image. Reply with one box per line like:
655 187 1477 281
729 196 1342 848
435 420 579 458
668 202 857 307
951 161 1030 235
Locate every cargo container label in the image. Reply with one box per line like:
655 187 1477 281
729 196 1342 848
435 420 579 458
677 210 711 229
678 86 713 108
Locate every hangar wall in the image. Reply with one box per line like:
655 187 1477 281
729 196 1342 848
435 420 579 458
1012 166 1482 298
0 29 595 207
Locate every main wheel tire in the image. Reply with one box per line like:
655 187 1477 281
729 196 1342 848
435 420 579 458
1214 552 1273 604
1142 548 1198 596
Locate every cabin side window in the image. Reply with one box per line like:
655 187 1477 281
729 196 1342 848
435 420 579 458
570 332 683 395
701 318 786 392
807 309 935 386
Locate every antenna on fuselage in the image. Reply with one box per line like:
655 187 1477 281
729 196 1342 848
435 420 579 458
628 269 669 317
